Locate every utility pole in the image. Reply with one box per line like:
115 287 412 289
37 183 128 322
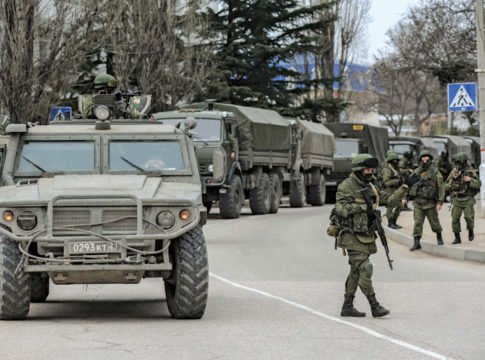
477 0 485 216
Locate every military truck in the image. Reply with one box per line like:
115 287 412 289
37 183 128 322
427 135 473 162
0 113 211 319
389 136 439 166
464 136 480 168
324 123 389 202
152 103 334 218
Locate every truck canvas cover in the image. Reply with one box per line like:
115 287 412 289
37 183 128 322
293 119 334 168
205 103 291 152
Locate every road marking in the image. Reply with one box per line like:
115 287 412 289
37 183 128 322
210 272 450 360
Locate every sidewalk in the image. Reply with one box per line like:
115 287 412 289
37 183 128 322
383 202 485 264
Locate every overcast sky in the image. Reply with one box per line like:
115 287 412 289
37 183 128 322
367 0 419 62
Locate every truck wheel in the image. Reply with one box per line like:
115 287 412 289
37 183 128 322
249 173 271 215
30 274 49 303
307 174 326 206
164 226 209 319
269 173 282 214
289 173 306 208
219 175 243 219
0 236 30 320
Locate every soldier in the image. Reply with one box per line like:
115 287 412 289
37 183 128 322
334 154 407 318
434 150 452 180
382 151 404 229
93 73 119 94
408 150 445 251
446 153 481 244
399 151 414 212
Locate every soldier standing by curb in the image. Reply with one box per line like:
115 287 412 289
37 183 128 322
333 154 407 318
408 150 445 251
382 151 404 229
445 153 481 244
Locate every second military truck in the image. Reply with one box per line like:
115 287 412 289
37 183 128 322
153 103 334 218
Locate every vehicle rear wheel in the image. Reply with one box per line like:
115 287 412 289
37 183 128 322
164 226 209 319
30 273 49 303
0 236 30 320
269 173 282 214
249 173 271 215
219 175 244 219
307 174 326 206
289 173 306 208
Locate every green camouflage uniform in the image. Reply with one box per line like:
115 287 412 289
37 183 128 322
410 163 445 237
433 152 452 180
445 157 481 234
336 172 407 296
382 153 403 226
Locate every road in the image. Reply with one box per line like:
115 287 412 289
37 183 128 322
0 205 484 360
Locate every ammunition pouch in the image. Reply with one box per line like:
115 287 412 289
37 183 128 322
411 179 438 201
327 224 337 237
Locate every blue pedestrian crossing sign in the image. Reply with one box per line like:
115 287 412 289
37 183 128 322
49 107 72 122
447 83 477 112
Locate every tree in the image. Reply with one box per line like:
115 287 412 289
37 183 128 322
202 0 337 120
105 0 213 111
0 0 106 123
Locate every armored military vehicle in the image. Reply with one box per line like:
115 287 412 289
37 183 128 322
152 103 334 218
0 106 211 320
324 123 389 202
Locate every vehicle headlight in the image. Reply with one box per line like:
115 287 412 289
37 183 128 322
94 105 110 120
207 164 214 173
17 211 37 231
156 210 176 230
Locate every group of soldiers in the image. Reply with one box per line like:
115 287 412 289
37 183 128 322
330 149 481 319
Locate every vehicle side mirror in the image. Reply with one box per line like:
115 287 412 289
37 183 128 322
212 149 226 182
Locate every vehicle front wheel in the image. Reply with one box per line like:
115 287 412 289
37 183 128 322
307 174 326 206
289 173 306 208
219 175 244 219
164 226 209 319
249 173 271 215
0 236 30 320
269 173 282 214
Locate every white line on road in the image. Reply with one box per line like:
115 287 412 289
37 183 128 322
210 272 451 360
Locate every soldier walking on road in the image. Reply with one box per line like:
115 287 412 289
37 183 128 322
333 154 407 318
382 151 404 229
408 150 445 251
445 153 481 244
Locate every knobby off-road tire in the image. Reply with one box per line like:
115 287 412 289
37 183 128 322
165 226 209 319
249 172 271 215
0 236 30 320
289 173 306 208
30 273 49 303
269 173 282 214
307 174 326 206
219 175 243 219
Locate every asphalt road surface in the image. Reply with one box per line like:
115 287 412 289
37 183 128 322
0 205 483 360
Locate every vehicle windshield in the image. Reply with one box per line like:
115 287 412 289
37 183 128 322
109 140 185 172
390 144 414 155
335 139 359 158
432 140 447 154
160 118 222 142
16 141 95 175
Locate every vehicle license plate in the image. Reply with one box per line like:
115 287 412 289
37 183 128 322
68 241 121 254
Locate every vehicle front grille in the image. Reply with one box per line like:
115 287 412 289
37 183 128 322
102 209 137 234
53 209 91 235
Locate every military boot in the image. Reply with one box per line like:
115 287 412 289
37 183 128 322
365 293 390 318
340 294 366 317
410 236 421 251
452 232 461 245
388 221 400 230
469 229 474 241
436 232 444 246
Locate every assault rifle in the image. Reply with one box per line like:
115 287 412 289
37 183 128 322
360 187 394 270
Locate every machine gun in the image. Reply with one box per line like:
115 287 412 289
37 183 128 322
360 187 394 270
78 91 152 120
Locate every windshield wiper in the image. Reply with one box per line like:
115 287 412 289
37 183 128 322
120 156 145 172
22 156 46 173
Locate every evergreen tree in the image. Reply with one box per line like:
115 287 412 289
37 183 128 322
202 0 342 120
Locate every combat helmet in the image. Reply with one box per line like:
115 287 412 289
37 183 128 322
352 153 379 172
94 73 118 90
418 149 434 160
386 151 399 162
452 152 469 163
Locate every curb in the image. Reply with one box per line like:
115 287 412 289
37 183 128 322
384 225 485 264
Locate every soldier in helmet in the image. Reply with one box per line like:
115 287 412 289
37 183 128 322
445 153 481 244
434 150 452 180
408 150 445 251
93 73 119 94
382 150 405 229
399 150 415 211
335 154 408 318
